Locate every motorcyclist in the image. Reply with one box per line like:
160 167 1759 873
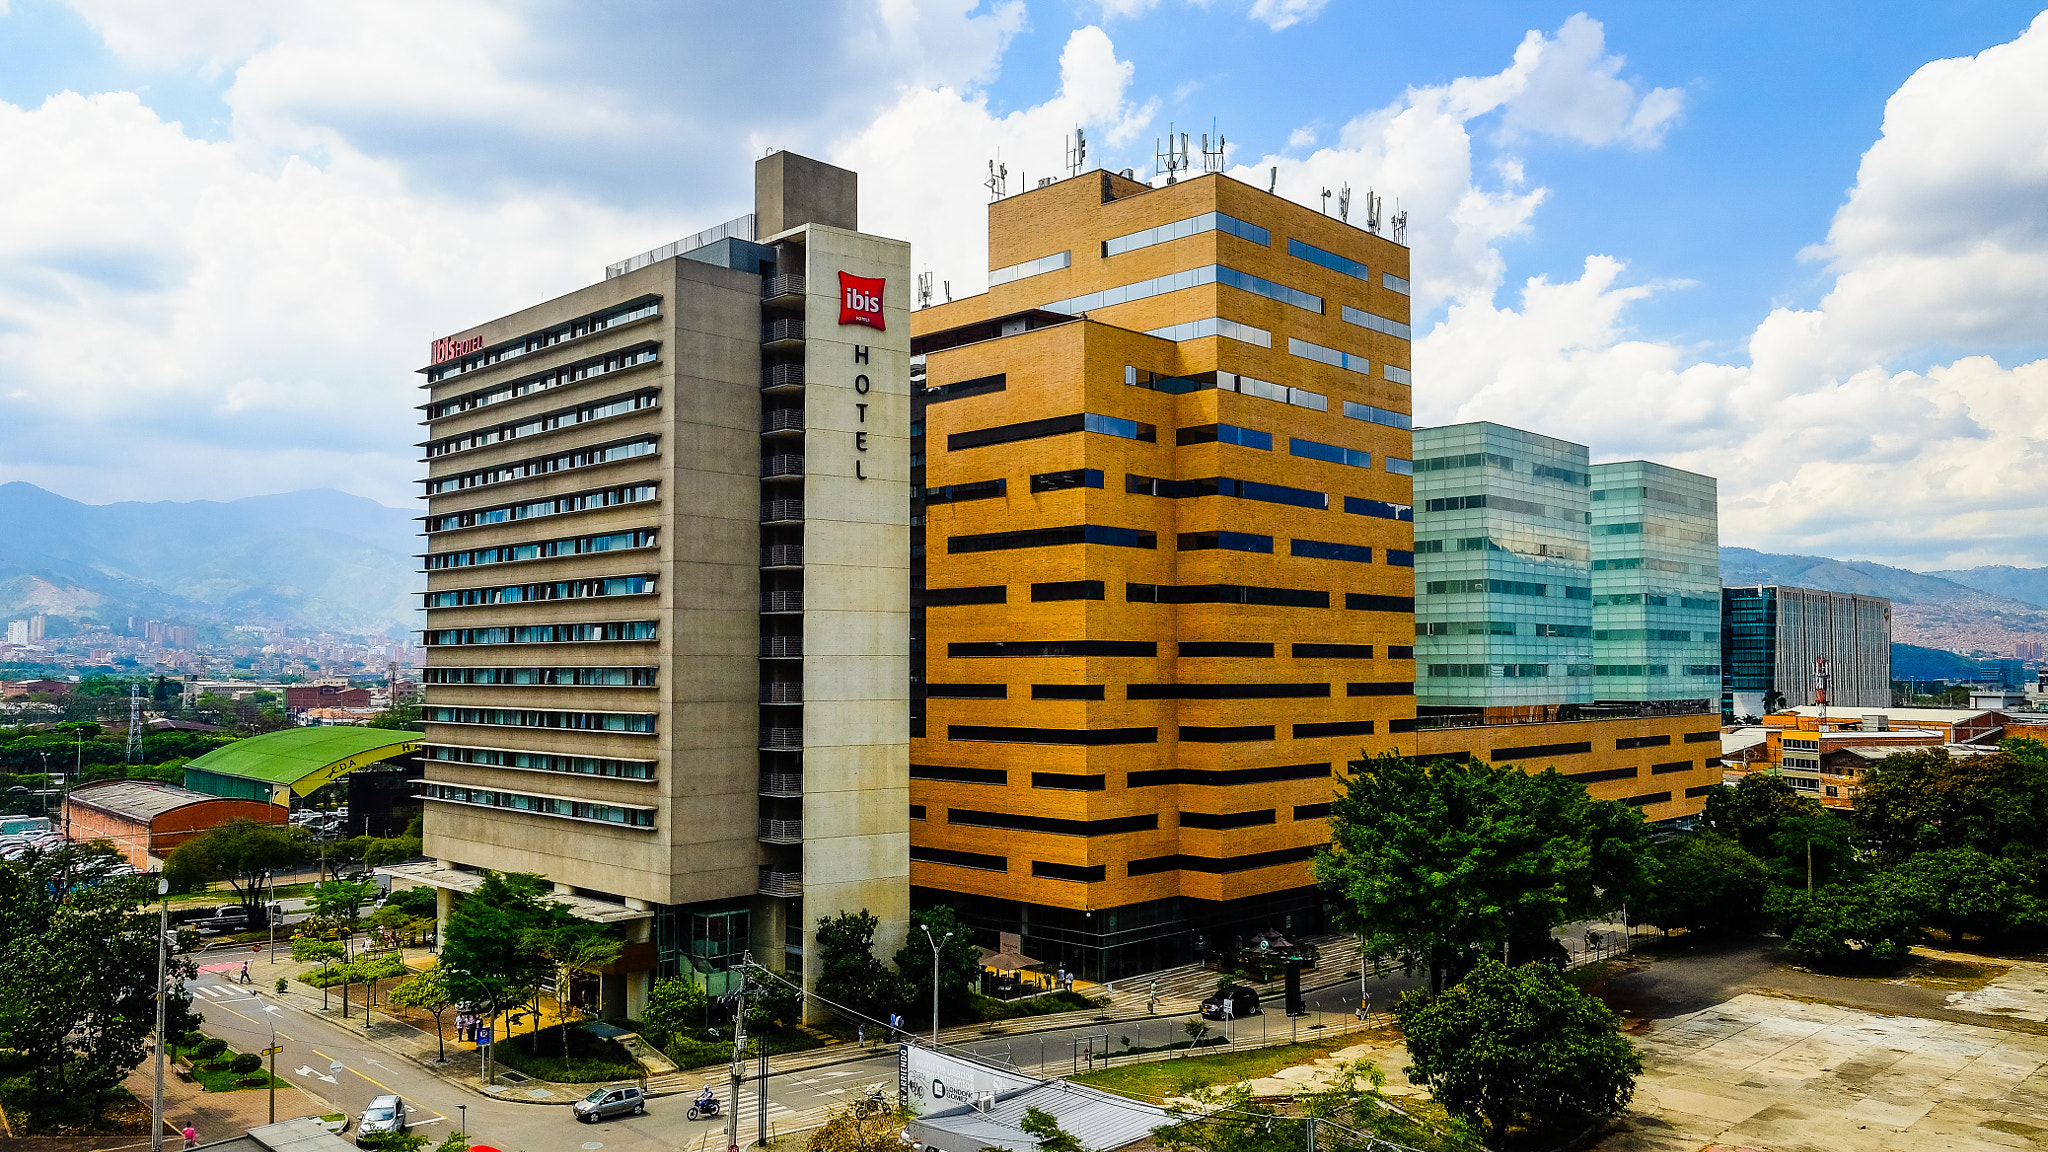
696 1084 717 1112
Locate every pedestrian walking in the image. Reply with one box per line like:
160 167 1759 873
240 960 251 984
182 1122 198 1149
857 1024 866 1048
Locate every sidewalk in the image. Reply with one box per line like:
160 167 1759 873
123 1055 324 1146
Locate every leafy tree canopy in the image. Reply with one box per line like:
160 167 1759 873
890 905 984 1026
1397 959 1641 1138
437 870 561 1013
1767 874 1924 969
1635 833 1771 937
1855 740 2048 867
1699 773 1822 859
1312 753 1650 991
1890 847 2046 945
815 909 909 1024
639 976 708 1050
161 817 305 911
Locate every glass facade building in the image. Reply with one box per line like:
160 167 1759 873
1589 462 1721 706
1721 585 1892 721
1413 424 1593 712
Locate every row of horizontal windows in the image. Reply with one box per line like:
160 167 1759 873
1428 663 1584 678
1341 304 1411 341
910 845 1326 878
987 250 1071 286
428 340 661 419
1126 474 1329 509
425 706 655 732
928 681 1408 700
922 622 1399 660
1178 422 1272 449
1127 583 1325 607
1417 621 1592 638
425 389 660 457
1595 521 1716 544
423 530 656 571
424 436 658 496
923 372 1008 403
1287 238 1369 281
1593 484 1715 512
427 484 656 532
912 762 1337 789
923 478 1009 505
425 743 655 779
1416 451 1590 488
1383 272 1410 295
1591 557 1697 574
424 782 654 826
1592 594 1720 609
1417 534 1590 560
1593 629 1701 642
1426 579 1591 599
1423 493 1587 522
427 297 659 381
1042 264 1321 317
933 720 1389 744
1144 316 1274 347
1588 664 1721 677
421 666 655 687
949 524 1158 553
949 411 1156 451
1106 211 1272 257
942 623 1408 661
424 621 658 645
426 574 654 608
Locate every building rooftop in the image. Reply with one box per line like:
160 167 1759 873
65 780 222 821
1832 743 1999 761
916 1080 1169 1152
1772 706 1995 724
183 725 417 788
377 859 653 924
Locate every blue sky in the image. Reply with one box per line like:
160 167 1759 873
1 1 2046 569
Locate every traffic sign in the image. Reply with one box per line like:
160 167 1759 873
329 1059 344 1076
474 1026 493 1045
262 1046 282 1056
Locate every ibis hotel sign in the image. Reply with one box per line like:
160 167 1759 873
431 334 485 364
838 272 886 331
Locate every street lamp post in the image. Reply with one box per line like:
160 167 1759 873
919 925 951 1048
151 877 169 1152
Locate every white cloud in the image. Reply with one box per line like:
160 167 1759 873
1416 11 2048 568
1094 0 1162 17
1246 0 1327 31
835 25 1157 296
1287 126 1316 150
1494 13 1684 148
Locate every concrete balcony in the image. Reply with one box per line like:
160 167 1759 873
761 499 804 524
762 408 806 434
762 454 804 479
758 819 803 844
760 274 805 303
761 318 805 347
762 363 805 392
760 545 804 569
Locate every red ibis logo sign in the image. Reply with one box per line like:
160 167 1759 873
431 334 484 365
838 272 886 331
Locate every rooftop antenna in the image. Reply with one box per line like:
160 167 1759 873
1364 189 1383 235
1155 127 1189 184
1066 127 1087 177
1199 126 1226 173
1319 187 1332 214
1390 200 1409 246
1268 166 1277 193
943 280 953 303
1337 183 1351 223
917 272 934 310
985 158 1008 201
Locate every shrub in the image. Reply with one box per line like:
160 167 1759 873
193 1037 228 1061
230 1052 264 1075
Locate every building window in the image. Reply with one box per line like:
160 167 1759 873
1178 423 1273 450
1030 469 1103 493
426 297 660 382
422 666 655 686
424 388 661 458
987 251 1071 286
1178 531 1274 554
1345 496 1413 521
425 743 655 780
948 525 1157 553
1288 238 1370 281
948 412 1155 451
1382 364 1413 385
1031 580 1105 601
423 783 656 827
427 484 658 532
425 574 654 608
1144 317 1274 346
1289 438 1371 468
424 620 658 645
1103 211 1271 256
1342 400 1411 430
1043 264 1317 316
1383 272 1410 295
425 706 656 733
1340 304 1410 339
425 435 659 495
924 479 1008 504
1127 475 1328 510
1290 539 1371 563
1128 584 1328 608
1287 337 1368 374
428 343 662 418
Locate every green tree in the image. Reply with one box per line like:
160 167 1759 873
891 905 984 1029
1635 834 1771 936
1396 959 1641 1138
1699 772 1822 858
389 967 457 1061
364 700 424 732
639 976 708 1049
1313 753 1650 992
291 935 347 1009
1890 848 2045 944
815 909 909 1024
0 844 203 1124
1855 741 2048 867
437 871 558 1035
1766 876 1923 968
162 817 305 914
1764 812 1864 890
307 876 381 957
541 922 623 1062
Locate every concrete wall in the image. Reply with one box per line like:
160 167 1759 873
797 224 914 992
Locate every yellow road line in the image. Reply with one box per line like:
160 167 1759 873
308 1048 445 1122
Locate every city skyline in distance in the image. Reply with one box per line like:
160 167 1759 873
1 5 2046 570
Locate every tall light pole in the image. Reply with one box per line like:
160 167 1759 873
919 924 951 1048
151 877 169 1152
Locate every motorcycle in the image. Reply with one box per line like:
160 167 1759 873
687 1093 722 1122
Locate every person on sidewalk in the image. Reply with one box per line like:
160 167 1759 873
181 1122 198 1149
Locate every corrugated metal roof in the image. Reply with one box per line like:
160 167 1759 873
920 1080 1169 1152
67 780 223 821
184 726 416 785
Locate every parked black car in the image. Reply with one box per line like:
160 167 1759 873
1200 985 1262 1020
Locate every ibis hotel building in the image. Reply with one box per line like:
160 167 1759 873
908 169 1417 978
407 152 912 1016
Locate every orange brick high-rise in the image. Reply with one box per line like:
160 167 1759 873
908 170 1416 978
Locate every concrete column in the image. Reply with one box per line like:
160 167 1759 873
435 887 454 953
626 970 652 1020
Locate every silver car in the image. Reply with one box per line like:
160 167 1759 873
355 1095 408 1146
573 1084 646 1122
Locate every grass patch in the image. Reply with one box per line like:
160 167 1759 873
973 990 1104 1023
665 1027 825 1072
1907 956 2009 991
1072 1040 1350 1102
492 1022 641 1084
169 1046 286 1094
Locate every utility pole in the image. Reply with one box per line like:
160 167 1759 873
920 924 950 1048
268 1023 278 1123
151 877 169 1152
727 953 749 1152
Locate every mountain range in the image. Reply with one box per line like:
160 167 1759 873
4 480 2046 655
0 482 418 639
1721 547 2048 654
